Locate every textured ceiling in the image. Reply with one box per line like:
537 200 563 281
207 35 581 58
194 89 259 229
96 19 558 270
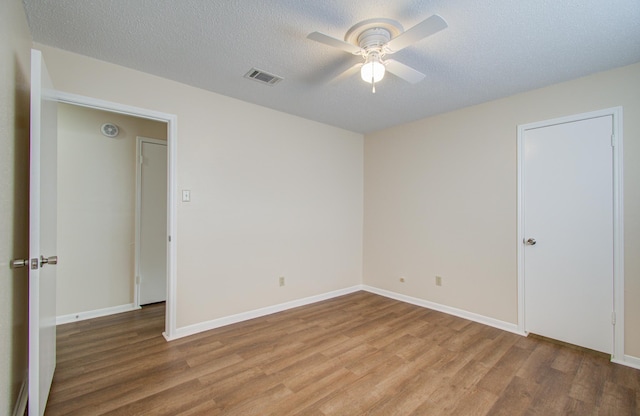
22 0 640 133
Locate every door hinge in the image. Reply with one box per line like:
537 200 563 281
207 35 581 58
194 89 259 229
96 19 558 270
611 134 616 147
139 154 144 164
611 311 616 325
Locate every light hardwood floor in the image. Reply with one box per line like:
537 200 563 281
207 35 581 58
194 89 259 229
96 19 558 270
46 291 639 415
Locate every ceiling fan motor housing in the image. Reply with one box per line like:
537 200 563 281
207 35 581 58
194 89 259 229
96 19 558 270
358 28 391 51
344 18 404 53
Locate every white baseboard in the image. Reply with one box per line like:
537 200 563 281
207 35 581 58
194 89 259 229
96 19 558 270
167 286 363 341
167 284 524 341
612 354 640 370
56 303 141 325
362 285 525 336
12 371 28 416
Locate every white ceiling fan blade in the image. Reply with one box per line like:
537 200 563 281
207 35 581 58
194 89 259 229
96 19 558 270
328 63 362 85
384 59 426 84
385 15 448 53
307 32 363 55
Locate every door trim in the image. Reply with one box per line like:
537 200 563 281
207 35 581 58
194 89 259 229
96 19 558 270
54 91 179 340
135 136 167 308
517 107 624 361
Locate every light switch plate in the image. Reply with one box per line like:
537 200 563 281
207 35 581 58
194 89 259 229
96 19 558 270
182 190 191 202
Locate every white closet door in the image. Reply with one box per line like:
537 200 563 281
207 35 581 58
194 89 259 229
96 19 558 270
138 139 167 305
523 115 613 353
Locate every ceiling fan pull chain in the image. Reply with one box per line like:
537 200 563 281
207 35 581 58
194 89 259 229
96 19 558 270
372 73 376 93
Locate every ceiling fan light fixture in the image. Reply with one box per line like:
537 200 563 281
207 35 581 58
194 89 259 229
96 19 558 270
361 55 385 83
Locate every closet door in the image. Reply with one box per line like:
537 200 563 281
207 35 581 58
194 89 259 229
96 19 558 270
138 138 167 305
522 115 613 353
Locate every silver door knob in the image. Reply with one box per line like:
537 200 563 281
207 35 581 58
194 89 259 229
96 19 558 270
40 255 58 267
526 238 536 245
11 258 29 268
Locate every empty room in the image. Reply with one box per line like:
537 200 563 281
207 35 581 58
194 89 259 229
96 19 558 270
2 0 640 415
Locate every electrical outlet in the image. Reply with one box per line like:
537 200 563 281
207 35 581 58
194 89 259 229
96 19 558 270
399 277 405 283
435 276 442 286
279 276 285 287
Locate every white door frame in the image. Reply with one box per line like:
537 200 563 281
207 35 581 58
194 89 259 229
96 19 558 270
135 136 168 308
54 91 178 340
517 107 624 362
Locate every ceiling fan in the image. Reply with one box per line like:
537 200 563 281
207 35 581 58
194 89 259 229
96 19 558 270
307 15 448 93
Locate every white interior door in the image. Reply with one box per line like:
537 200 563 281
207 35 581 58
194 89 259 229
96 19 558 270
137 138 167 305
29 49 58 416
523 115 613 353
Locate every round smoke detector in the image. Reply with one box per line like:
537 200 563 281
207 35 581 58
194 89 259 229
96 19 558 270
101 123 119 138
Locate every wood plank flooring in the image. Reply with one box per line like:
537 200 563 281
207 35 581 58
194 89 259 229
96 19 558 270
46 291 640 415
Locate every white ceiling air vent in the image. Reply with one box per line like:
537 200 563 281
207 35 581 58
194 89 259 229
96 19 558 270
244 68 283 86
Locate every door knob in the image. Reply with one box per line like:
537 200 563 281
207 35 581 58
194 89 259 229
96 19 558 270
525 238 536 245
11 258 29 269
40 255 58 267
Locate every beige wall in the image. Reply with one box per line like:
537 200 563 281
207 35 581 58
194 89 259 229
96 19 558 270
37 45 364 329
0 0 32 413
364 63 640 357
57 103 166 317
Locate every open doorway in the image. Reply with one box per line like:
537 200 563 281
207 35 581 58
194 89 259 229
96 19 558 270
53 92 177 339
